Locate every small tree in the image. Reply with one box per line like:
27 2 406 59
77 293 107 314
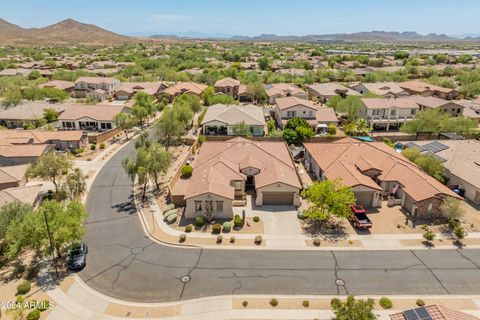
123 147 150 200
423 229 436 245
232 121 252 136
155 108 184 149
440 197 465 221
332 295 376 320
283 117 314 144
43 108 59 123
304 179 356 222
27 152 73 193
453 225 466 242
147 143 171 189
63 168 87 200
113 112 137 140
41 87 69 103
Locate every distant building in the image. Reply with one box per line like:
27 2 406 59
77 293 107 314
201 104 266 136
359 98 419 131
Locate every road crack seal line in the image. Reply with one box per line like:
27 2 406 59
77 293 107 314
410 250 450 294
178 248 203 300
330 251 348 295
456 249 480 269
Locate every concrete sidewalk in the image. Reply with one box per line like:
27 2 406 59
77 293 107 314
44 274 480 320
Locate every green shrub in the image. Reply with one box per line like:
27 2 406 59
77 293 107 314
416 299 425 307
179 233 186 242
212 223 222 234
75 147 84 154
185 224 192 232
270 298 278 307
330 298 341 308
17 281 31 295
242 300 248 307
222 221 231 233
216 235 223 243
302 300 310 308
99 142 105 149
198 134 206 146
253 216 260 223
27 309 41 320
448 218 461 230
379 297 393 309
313 237 321 246
90 144 96 151
181 165 193 178
328 124 337 135
254 235 262 245
234 214 243 227
195 216 205 227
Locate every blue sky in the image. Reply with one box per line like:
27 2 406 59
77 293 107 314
1 0 480 36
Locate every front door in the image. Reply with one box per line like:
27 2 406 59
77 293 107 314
246 176 254 189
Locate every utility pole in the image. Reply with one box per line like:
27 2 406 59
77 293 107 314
42 210 59 278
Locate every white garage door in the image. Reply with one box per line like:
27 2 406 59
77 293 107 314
262 192 294 205
354 192 373 207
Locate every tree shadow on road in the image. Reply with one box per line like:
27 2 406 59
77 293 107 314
302 218 349 240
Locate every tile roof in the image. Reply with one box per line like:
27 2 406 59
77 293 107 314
117 82 164 95
0 164 28 185
0 130 84 144
201 104 266 126
185 138 301 199
39 80 75 90
307 83 360 96
0 102 73 121
0 144 52 158
357 82 407 95
276 96 317 111
75 76 118 85
58 105 128 122
0 184 42 206
304 138 460 201
390 304 480 320
162 82 207 96
361 98 420 109
399 80 456 94
265 83 306 98
214 77 240 87
409 95 459 108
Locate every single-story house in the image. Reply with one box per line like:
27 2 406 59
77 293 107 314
265 83 307 104
58 105 130 131
0 68 32 77
307 83 360 102
201 104 266 136
0 144 54 166
160 82 208 101
0 130 87 152
350 82 409 98
390 304 480 320
39 80 75 93
399 80 459 100
304 138 461 218
115 82 166 100
455 100 480 123
180 137 302 219
0 184 43 207
0 164 29 190
0 102 73 129
400 139 480 204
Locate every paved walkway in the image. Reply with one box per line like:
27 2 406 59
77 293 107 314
43 274 480 320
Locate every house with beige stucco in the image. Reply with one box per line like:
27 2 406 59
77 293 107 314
181 137 302 220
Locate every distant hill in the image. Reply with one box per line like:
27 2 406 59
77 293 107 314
0 18 132 45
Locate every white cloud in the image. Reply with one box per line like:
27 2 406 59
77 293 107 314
150 14 191 22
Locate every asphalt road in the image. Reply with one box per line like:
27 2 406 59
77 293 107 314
79 141 480 302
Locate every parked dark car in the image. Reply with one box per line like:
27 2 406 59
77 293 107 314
67 242 88 271
350 205 372 229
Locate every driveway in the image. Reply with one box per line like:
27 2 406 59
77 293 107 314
79 140 480 302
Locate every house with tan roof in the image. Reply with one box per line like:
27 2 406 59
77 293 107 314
400 139 480 204
214 77 241 98
179 138 302 219
409 95 464 117
265 83 307 104
0 184 43 207
359 98 419 131
350 82 409 98
399 80 459 100
0 144 54 166
455 100 480 123
0 101 73 129
304 138 460 218
0 130 87 152
58 105 130 131
275 96 338 131
160 82 208 102
201 104 266 136
73 76 121 101
0 164 29 190
115 82 166 100
39 80 75 93
0 68 32 77
307 83 360 103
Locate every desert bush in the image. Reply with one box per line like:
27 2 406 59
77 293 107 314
303 300 310 308
234 214 243 227
195 216 205 227
230 236 236 243
416 299 425 307
254 235 262 245
222 221 231 233
379 297 393 309
216 235 223 244
253 216 260 222
242 300 248 307
185 224 192 232
99 142 105 149
212 223 222 234
181 165 193 178
179 233 186 242
17 281 31 295
27 309 41 320
270 298 278 307
313 237 321 246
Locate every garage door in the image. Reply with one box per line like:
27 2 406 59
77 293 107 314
262 192 294 205
354 192 373 207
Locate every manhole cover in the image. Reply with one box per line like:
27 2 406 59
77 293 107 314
180 275 191 283
335 279 345 286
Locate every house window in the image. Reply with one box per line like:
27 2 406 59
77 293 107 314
195 201 202 212
101 123 106 129
411 109 416 115
308 111 313 117
372 109 382 116
456 108 461 114
106 123 112 129
216 201 223 213
390 109 396 116
287 111 296 117
234 181 242 191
